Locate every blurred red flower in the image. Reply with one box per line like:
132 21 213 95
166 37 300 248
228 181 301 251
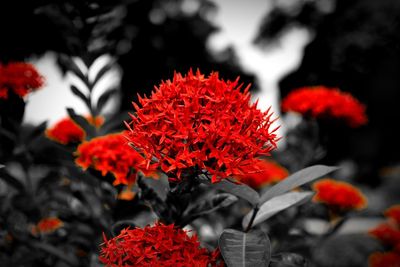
369 252 400 267
100 223 222 267
369 223 400 247
75 132 158 185
281 86 367 128
385 205 400 225
126 70 279 183
32 217 64 235
46 116 104 145
312 179 367 211
235 159 288 189
0 62 44 99
46 117 86 145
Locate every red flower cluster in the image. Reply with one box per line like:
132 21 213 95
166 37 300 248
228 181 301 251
370 205 400 248
369 252 400 267
99 223 222 267
235 159 288 189
386 205 400 225
46 117 86 145
0 62 44 99
312 179 367 211
75 133 158 185
126 70 279 182
32 217 64 235
281 86 367 128
46 116 104 145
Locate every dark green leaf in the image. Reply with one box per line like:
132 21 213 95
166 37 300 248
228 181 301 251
259 165 338 204
29 240 79 266
96 88 118 113
66 108 97 139
242 191 314 229
213 180 260 206
99 112 131 134
70 85 91 108
92 61 115 86
139 174 169 201
219 229 271 267
0 168 25 191
112 220 136 236
184 193 238 222
270 253 307 267
58 54 88 86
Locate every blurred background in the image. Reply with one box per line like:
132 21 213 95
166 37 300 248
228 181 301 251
1 0 400 265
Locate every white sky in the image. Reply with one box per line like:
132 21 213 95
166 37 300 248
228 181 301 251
24 0 311 133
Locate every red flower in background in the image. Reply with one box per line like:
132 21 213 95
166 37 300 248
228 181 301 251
100 223 222 267
235 159 288 189
75 133 158 185
46 117 85 145
312 179 367 211
32 217 64 235
386 205 400 225
369 204 400 247
369 252 400 267
369 223 400 247
0 62 44 99
281 86 367 128
126 70 279 183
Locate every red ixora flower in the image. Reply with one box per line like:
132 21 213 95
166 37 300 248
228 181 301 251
369 252 400 267
235 159 288 189
312 179 367 211
46 117 86 145
126 70 280 183
281 86 367 128
46 116 103 145
369 204 400 247
100 223 222 267
75 132 158 185
0 62 44 99
385 205 400 225
32 217 64 235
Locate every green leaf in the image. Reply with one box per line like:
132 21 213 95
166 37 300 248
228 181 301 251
259 165 338 204
58 54 88 85
270 253 307 267
183 193 238 222
70 85 91 108
96 88 118 113
242 191 314 229
213 179 260 206
99 112 131 134
219 229 271 267
66 108 97 139
112 220 136 236
91 61 115 86
138 173 169 201
0 167 25 192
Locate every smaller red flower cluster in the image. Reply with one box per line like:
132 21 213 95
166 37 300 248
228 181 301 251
46 117 86 145
312 179 367 212
75 132 158 185
32 217 64 235
281 86 367 128
126 70 279 183
370 205 400 250
99 223 222 267
386 205 400 225
0 62 44 99
369 252 400 267
46 116 104 145
369 205 400 267
235 159 288 189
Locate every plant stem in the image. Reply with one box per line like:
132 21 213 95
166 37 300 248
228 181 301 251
245 206 259 232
